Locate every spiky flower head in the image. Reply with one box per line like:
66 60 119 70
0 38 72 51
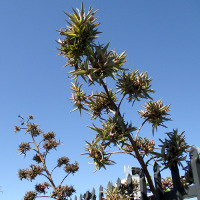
117 70 154 102
57 156 70 167
18 142 31 156
81 44 126 81
70 80 88 114
58 3 100 67
126 137 155 156
24 191 37 200
64 162 79 174
51 185 75 199
35 182 50 194
28 165 44 181
27 123 42 137
43 138 60 151
138 100 171 135
84 139 115 172
18 168 29 180
89 115 136 147
32 154 43 164
88 90 117 119
43 131 55 140
162 177 173 192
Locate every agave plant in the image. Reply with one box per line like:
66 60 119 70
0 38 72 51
57 4 188 195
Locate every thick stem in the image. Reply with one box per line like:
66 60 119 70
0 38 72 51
100 80 119 112
127 134 156 194
100 79 156 194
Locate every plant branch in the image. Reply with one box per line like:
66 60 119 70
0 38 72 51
127 133 156 194
31 135 56 189
51 166 58 175
100 79 119 113
108 151 136 157
40 172 49 180
100 79 156 194
134 119 148 141
60 172 70 185
118 94 125 109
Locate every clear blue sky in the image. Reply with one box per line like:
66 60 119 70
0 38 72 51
0 0 200 199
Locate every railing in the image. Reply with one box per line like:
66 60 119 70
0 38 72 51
71 147 200 200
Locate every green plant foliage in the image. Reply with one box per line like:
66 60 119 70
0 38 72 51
84 139 115 172
138 100 171 135
152 129 190 169
116 70 154 102
58 3 193 194
57 3 100 67
124 137 155 157
104 181 137 200
88 90 117 119
88 115 136 148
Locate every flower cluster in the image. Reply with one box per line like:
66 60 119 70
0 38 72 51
15 115 78 199
117 70 154 102
18 165 44 181
18 142 31 156
84 139 115 172
57 3 100 67
125 137 155 156
51 185 75 200
64 162 79 174
162 177 173 192
138 100 171 135
35 182 50 194
88 90 117 119
24 191 37 200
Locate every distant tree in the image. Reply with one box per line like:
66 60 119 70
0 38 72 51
15 115 79 200
57 3 193 195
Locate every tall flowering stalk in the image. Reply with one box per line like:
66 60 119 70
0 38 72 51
15 115 79 200
56 3 192 194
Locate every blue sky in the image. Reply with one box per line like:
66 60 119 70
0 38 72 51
0 0 200 199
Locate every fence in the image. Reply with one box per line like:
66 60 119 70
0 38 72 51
71 147 200 200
